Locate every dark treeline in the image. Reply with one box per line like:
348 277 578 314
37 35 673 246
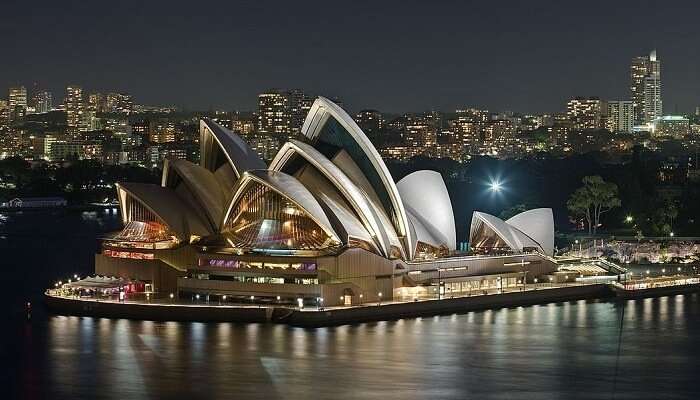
0 157 160 205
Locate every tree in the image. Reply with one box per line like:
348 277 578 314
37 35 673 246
567 176 621 235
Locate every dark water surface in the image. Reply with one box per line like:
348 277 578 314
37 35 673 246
2 210 700 399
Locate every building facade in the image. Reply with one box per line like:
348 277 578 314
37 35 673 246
97 97 558 306
567 97 606 130
630 50 662 125
606 100 634 133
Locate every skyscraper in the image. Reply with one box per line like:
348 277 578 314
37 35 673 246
65 86 85 133
606 100 634 133
7 86 28 121
8 86 28 110
257 89 289 135
630 50 662 125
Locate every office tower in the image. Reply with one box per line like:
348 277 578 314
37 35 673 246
8 86 28 121
630 50 662 125
65 86 86 133
257 89 289 135
33 91 53 113
567 97 606 130
8 86 28 109
606 100 634 133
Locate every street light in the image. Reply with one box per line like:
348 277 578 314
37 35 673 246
378 292 383 306
489 180 502 192
625 215 633 223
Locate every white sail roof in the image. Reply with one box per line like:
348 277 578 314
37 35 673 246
397 170 456 252
469 210 554 256
116 182 213 239
301 96 414 259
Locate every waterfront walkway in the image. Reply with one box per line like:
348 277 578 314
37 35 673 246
44 275 700 327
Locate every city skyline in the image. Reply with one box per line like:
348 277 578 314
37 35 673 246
2 0 700 113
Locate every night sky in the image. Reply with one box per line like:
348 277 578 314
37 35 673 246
2 0 699 113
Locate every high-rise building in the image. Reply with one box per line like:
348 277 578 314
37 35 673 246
257 89 289 135
65 86 85 132
8 86 28 121
566 97 606 130
630 50 662 125
32 91 53 114
8 86 28 109
606 100 634 133
257 89 313 137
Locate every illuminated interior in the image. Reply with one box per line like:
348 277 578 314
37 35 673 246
414 241 449 260
110 194 179 248
223 181 340 251
469 219 513 254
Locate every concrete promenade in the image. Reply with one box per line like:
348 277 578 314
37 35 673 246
44 279 700 327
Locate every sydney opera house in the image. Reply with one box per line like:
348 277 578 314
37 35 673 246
97 97 558 306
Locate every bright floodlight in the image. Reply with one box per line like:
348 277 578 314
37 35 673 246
490 180 502 192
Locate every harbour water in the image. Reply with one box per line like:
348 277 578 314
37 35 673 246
2 210 700 399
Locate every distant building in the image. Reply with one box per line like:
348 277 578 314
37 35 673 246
355 110 384 138
149 121 177 143
606 100 634 133
231 115 256 135
32 91 53 114
106 92 133 114
654 116 689 138
257 89 289 135
65 86 86 133
567 97 606 130
8 86 27 109
8 86 27 121
88 93 106 113
257 89 313 137
630 50 662 125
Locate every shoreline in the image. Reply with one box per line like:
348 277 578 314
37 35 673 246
45 282 700 327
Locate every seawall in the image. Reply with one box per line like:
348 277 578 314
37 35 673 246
45 284 616 327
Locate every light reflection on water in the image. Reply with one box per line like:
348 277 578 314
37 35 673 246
5 211 700 399
10 295 693 399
